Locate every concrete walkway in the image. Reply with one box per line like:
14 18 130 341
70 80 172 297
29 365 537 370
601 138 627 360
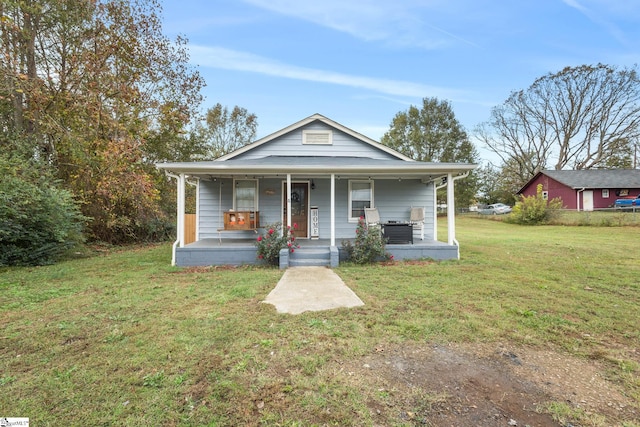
263 267 364 314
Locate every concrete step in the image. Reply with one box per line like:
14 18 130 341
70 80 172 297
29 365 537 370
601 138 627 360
289 258 331 267
288 247 331 267
291 248 330 259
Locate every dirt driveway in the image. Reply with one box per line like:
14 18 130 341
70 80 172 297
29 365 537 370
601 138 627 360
347 341 638 426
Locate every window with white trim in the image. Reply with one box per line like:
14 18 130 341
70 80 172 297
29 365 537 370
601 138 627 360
348 180 373 221
234 179 258 211
602 189 609 198
542 191 549 200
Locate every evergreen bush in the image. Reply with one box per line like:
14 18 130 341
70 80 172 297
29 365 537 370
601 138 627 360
0 157 86 266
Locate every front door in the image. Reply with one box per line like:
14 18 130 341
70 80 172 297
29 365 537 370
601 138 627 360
283 182 309 238
582 190 594 211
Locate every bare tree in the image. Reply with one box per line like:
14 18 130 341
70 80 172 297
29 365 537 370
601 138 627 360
199 103 258 159
476 64 640 184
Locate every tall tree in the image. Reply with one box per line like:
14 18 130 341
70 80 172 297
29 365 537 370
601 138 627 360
196 103 258 159
1 0 204 243
381 97 479 208
474 163 518 205
476 64 640 186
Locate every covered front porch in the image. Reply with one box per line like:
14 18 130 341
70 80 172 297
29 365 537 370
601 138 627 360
164 169 469 268
175 237 459 268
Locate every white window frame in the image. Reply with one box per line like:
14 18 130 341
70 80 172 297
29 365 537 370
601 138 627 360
542 191 549 200
602 189 609 198
348 180 374 222
302 130 332 145
233 179 259 211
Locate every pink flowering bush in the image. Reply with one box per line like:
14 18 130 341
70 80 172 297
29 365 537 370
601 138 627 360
255 222 300 266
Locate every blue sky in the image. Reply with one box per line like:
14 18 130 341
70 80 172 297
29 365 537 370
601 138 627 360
161 0 640 162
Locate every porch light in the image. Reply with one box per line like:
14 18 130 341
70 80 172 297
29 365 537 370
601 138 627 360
311 179 316 190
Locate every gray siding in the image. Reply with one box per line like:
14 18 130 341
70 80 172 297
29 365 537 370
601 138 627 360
373 179 434 240
234 122 399 160
198 178 229 238
254 178 284 226
317 178 434 240
197 177 435 241
198 177 283 239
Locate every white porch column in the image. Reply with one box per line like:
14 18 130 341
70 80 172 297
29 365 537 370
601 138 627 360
433 182 438 241
194 178 200 241
177 173 186 248
330 173 336 246
446 172 455 245
286 174 292 230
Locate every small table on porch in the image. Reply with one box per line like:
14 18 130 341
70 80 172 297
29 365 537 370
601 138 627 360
382 222 413 244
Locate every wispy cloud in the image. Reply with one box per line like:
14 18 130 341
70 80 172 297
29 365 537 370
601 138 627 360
240 0 479 49
189 45 469 99
353 94 416 107
562 0 629 45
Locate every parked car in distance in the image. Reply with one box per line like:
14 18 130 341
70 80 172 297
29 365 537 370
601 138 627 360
478 203 512 215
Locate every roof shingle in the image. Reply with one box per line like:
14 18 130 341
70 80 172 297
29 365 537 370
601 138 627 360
540 169 640 189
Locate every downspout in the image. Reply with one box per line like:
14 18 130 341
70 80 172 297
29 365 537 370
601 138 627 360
448 171 471 253
576 188 585 212
165 171 181 266
434 175 449 190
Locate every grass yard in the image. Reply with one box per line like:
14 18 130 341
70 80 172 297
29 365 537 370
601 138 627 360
547 209 640 226
1 217 639 426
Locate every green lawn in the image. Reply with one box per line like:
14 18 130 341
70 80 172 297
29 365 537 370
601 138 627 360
1 217 639 426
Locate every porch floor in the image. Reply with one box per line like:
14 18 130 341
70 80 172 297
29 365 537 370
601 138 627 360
176 238 458 267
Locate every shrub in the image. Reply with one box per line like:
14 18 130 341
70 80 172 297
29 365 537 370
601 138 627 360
341 217 392 264
0 158 86 266
507 184 563 225
255 222 300 266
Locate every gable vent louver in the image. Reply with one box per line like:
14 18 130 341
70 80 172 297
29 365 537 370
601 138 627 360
303 130 332 145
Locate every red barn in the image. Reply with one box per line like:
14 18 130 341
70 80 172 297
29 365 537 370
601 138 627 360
518 170 640 211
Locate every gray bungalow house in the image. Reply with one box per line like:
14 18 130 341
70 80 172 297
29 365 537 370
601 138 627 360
156 114 476 268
